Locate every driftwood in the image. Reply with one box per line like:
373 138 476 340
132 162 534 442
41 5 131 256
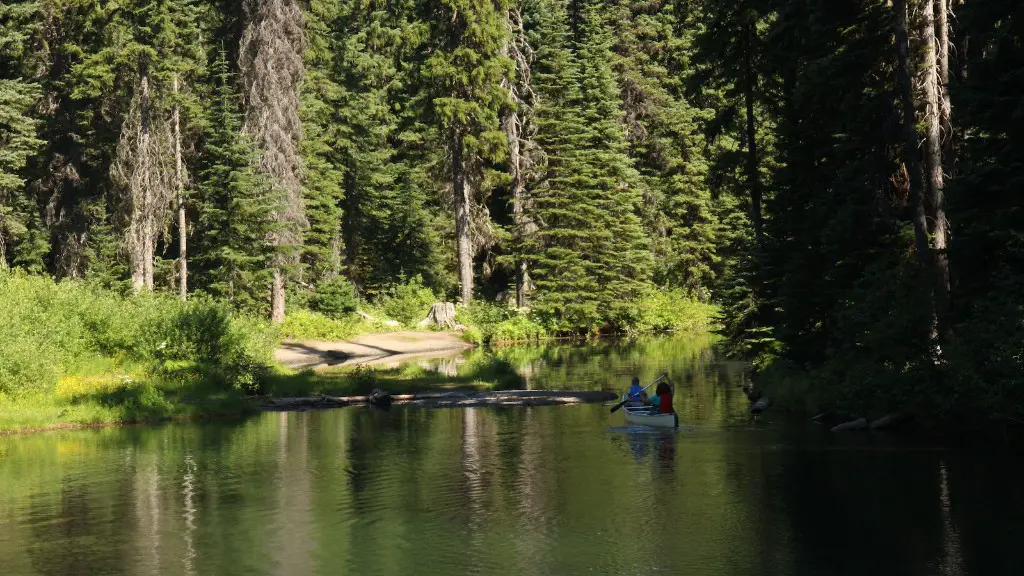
869 412 908 430
831 417 868 432
418 302 457 329
262 389 616 411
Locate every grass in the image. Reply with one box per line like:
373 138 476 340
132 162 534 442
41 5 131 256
0 363 257 433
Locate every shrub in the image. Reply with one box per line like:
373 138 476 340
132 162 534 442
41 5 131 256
0 272 276 397
310 276 359 319
374 275 437 326
490 315 548 343
280 309 362 341
627 288 720 334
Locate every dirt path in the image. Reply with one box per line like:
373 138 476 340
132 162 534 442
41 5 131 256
274 331 476 370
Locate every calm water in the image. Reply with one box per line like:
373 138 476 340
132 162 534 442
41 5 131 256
2 335 1022 576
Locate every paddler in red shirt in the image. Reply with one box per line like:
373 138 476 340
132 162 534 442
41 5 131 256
648 381 674 414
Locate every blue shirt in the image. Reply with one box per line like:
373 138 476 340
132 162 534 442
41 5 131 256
628 384 643 399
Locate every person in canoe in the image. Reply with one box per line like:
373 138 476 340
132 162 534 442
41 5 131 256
626 376 645 403
647 381 674 414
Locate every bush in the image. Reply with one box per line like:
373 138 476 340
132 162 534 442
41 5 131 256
280 309 362 341
0 272 276 397
490 315 548 343
627 288 720 334
310 276 359 319
374 275 437 326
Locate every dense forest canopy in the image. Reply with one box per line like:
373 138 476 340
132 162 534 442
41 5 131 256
1 0 1022 421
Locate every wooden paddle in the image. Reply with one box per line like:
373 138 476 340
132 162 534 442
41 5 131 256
609 373 667 413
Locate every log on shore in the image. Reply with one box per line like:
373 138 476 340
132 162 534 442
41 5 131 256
262 390 617 411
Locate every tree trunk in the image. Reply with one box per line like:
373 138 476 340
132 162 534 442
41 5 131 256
894 0 932 267
743 21 762 250
921 0 953 344
174 74 187 301
503 7 536 309
936 0 952 167
271 268 286 323
453 129 473 305
131 71 154 293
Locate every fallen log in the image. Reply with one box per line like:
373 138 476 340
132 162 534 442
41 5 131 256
262 390 617 411
831 417 868 432
869 412 908 430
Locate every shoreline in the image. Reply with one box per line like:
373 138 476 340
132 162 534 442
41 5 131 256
0 389 617 436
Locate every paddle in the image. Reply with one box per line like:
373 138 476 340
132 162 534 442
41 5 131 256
610 373 667 414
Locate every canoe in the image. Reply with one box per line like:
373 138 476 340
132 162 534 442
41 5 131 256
623 405 679 428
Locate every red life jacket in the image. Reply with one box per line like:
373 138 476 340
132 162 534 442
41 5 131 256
657 391 673 413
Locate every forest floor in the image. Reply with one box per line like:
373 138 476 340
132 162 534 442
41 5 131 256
273 330 475 370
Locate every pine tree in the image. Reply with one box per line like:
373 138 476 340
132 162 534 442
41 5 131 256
524 0 650 332
422 0 513 304
299 0 345 287
0 0 45 270
333 0 449 296
194 49 277 312
605 0 718 295
574 0 652 325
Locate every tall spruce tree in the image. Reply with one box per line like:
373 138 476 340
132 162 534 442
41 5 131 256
334 0 449 296
299 0 345 287
422 0 512 304
194 49 277 312
524 0 650 332
606 0 718 295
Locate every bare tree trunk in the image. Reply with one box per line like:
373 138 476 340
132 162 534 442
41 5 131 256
936 0 952 166
743 22 762 250
921 0 953 344
173 74 187 301
271 269 285 323
894 0 932 266
130 72 155 293
503 6 537 309
453 129 473 305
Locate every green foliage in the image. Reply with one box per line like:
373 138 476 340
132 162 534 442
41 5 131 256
192 49 278 314
524 0 652 334
374 275 437 326
490 315 548 344
0 272 276 398
279 309 362 341
311 276 359 319
627 287 720 334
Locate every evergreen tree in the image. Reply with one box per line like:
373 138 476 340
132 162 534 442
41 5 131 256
422 0 513 304
239 0 307 322
194 49 277 312
299 0 345 287
0 0 45 270
334 0 449 296
574 0 652 325
524 0 650 332
606 0 718 295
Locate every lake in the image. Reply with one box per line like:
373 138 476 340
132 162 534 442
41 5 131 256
1 335 1021 575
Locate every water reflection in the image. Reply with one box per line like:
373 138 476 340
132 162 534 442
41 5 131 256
1 335 1022 576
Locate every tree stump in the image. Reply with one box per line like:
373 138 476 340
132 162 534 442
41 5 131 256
419 302 457 329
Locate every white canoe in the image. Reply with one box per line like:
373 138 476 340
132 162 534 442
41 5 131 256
623 406 679 428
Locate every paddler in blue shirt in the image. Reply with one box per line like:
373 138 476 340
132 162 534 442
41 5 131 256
627 376 644 402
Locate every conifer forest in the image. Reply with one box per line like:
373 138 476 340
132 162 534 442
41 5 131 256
1 0 1023 424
